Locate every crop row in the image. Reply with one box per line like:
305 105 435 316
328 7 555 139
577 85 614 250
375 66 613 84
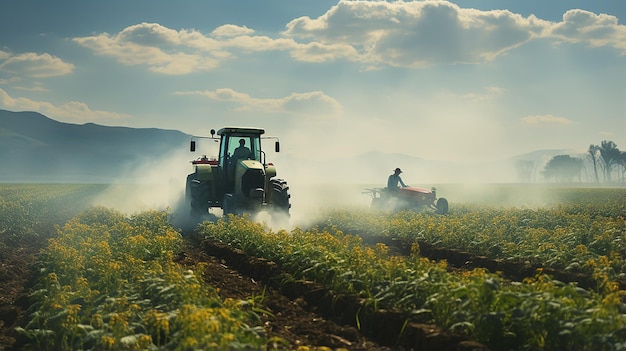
198 215 626 351
18 207 276 350
317 188 626 281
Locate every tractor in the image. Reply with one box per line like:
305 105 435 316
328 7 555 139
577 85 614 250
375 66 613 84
363 186 448 214
185 127 291 223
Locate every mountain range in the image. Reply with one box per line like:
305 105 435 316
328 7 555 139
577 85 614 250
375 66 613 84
0 109 190 182
0 109 579 183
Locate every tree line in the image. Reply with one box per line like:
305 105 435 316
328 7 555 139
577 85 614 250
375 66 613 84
516 140 626 183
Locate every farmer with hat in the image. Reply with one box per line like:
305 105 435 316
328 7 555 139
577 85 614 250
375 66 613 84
387 167 407 191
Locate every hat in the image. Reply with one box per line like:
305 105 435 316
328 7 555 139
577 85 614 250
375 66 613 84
394 168 402 173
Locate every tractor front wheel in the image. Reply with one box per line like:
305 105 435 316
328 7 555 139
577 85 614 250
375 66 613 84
188 175 210 218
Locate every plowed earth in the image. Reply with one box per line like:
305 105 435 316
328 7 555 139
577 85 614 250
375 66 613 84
6 224 624 350
2 223 620 350
0 229 489 351
0 241 34 351
7 222 619 350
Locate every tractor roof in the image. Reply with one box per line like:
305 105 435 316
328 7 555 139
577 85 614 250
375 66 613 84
217 127 265 136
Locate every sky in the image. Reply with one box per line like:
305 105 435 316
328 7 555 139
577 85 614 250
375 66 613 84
1 0 625 167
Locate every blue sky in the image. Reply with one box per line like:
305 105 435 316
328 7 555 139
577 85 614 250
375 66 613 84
1 0 624 165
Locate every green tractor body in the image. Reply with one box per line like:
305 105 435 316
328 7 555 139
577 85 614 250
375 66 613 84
186 127 290 223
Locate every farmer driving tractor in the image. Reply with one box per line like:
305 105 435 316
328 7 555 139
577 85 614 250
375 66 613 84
364 167 448 214
232 138 251 160
387 167 407 191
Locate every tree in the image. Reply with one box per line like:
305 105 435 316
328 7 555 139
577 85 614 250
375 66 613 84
598 140 621 182
542 155 582 182
587 144 600 183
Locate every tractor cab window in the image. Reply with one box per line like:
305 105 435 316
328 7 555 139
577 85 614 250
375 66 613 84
224 135 261 163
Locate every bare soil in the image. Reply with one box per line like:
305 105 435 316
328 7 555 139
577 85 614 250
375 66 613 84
0 241 37 350
176 242 393 350
189 237 489 351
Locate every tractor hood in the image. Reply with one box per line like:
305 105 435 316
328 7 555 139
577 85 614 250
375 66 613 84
400 187 432 194
239 159 264 171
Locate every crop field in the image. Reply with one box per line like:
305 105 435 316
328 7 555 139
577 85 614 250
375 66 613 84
0 183 625 350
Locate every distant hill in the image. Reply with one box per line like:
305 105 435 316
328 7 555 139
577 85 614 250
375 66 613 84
0 110 191 182
0 109 590 184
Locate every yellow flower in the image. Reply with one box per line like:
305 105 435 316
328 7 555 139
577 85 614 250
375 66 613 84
584 258 597 269
602 292 622 306
604 281 619 293
183 336 199 347
101 335 115 347
218 308 231 320
91 314 103 329
138 334 152 347
597 255 611 268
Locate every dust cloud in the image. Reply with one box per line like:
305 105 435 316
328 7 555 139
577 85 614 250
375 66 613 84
88 143 376 232
89 148 196 225
88 135 566 235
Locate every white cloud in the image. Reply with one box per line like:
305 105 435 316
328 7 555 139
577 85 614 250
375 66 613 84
290 41 359 62
212 24 254 38
73 22 298 74
174 88 342 116
117 22 183 46
0 88 130 122
521 114 573 125
550 10 626 53
283 1 548 67
0 52 74 78
284 1 625 66
70 3 625 74
73 23 223 75
220 35 296 52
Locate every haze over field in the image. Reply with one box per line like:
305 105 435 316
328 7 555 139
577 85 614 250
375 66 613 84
2 110 617 232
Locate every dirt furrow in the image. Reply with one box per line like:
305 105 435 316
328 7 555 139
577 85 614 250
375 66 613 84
177 241 394 350
194 238 489 351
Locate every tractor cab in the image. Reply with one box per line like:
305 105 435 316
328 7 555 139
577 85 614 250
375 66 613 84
218 128 263 162
187 127 286 220
216 127 265 191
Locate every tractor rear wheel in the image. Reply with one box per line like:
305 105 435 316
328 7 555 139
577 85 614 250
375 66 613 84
436 197 449 215
270 179 291 226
